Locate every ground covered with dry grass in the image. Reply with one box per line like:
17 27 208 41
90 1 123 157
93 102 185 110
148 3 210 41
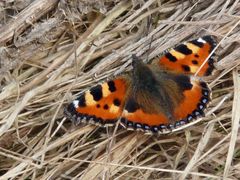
0 0 240 179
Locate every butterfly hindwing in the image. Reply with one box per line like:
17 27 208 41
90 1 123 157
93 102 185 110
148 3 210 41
120 66 211 133
64 77 129 126
157 36 216 76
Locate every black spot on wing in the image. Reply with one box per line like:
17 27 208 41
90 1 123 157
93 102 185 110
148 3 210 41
90 85 102 101
174 44 192 55
182 65 190 72
174 75 193 90
108 81 116 92
190 40 204 48
77 95 86 107
165 52 177 62
194 54 199 58
103 104 109 110
192 60 198 64
125 98 139 113
113 98 121 106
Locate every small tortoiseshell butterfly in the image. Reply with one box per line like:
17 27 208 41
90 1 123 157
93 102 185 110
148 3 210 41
64 36 216 134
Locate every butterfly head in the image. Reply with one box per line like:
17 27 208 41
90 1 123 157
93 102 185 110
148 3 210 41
131 54 157 89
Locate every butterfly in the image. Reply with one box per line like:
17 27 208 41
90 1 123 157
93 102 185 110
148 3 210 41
64 36 216 134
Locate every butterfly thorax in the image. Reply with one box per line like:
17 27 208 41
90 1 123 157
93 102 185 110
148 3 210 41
130 55 176 121
131 55 158 90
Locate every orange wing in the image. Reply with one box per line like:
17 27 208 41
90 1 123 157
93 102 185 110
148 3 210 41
64 78 129 126
157 36 216 76
121 77 211 134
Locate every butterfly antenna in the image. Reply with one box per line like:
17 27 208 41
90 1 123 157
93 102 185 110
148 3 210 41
146 15 152 62
146 12 159 62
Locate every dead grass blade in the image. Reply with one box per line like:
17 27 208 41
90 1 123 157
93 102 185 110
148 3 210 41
0 0 240 179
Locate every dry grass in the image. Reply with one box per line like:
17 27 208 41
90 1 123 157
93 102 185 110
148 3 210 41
0 0 240 179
